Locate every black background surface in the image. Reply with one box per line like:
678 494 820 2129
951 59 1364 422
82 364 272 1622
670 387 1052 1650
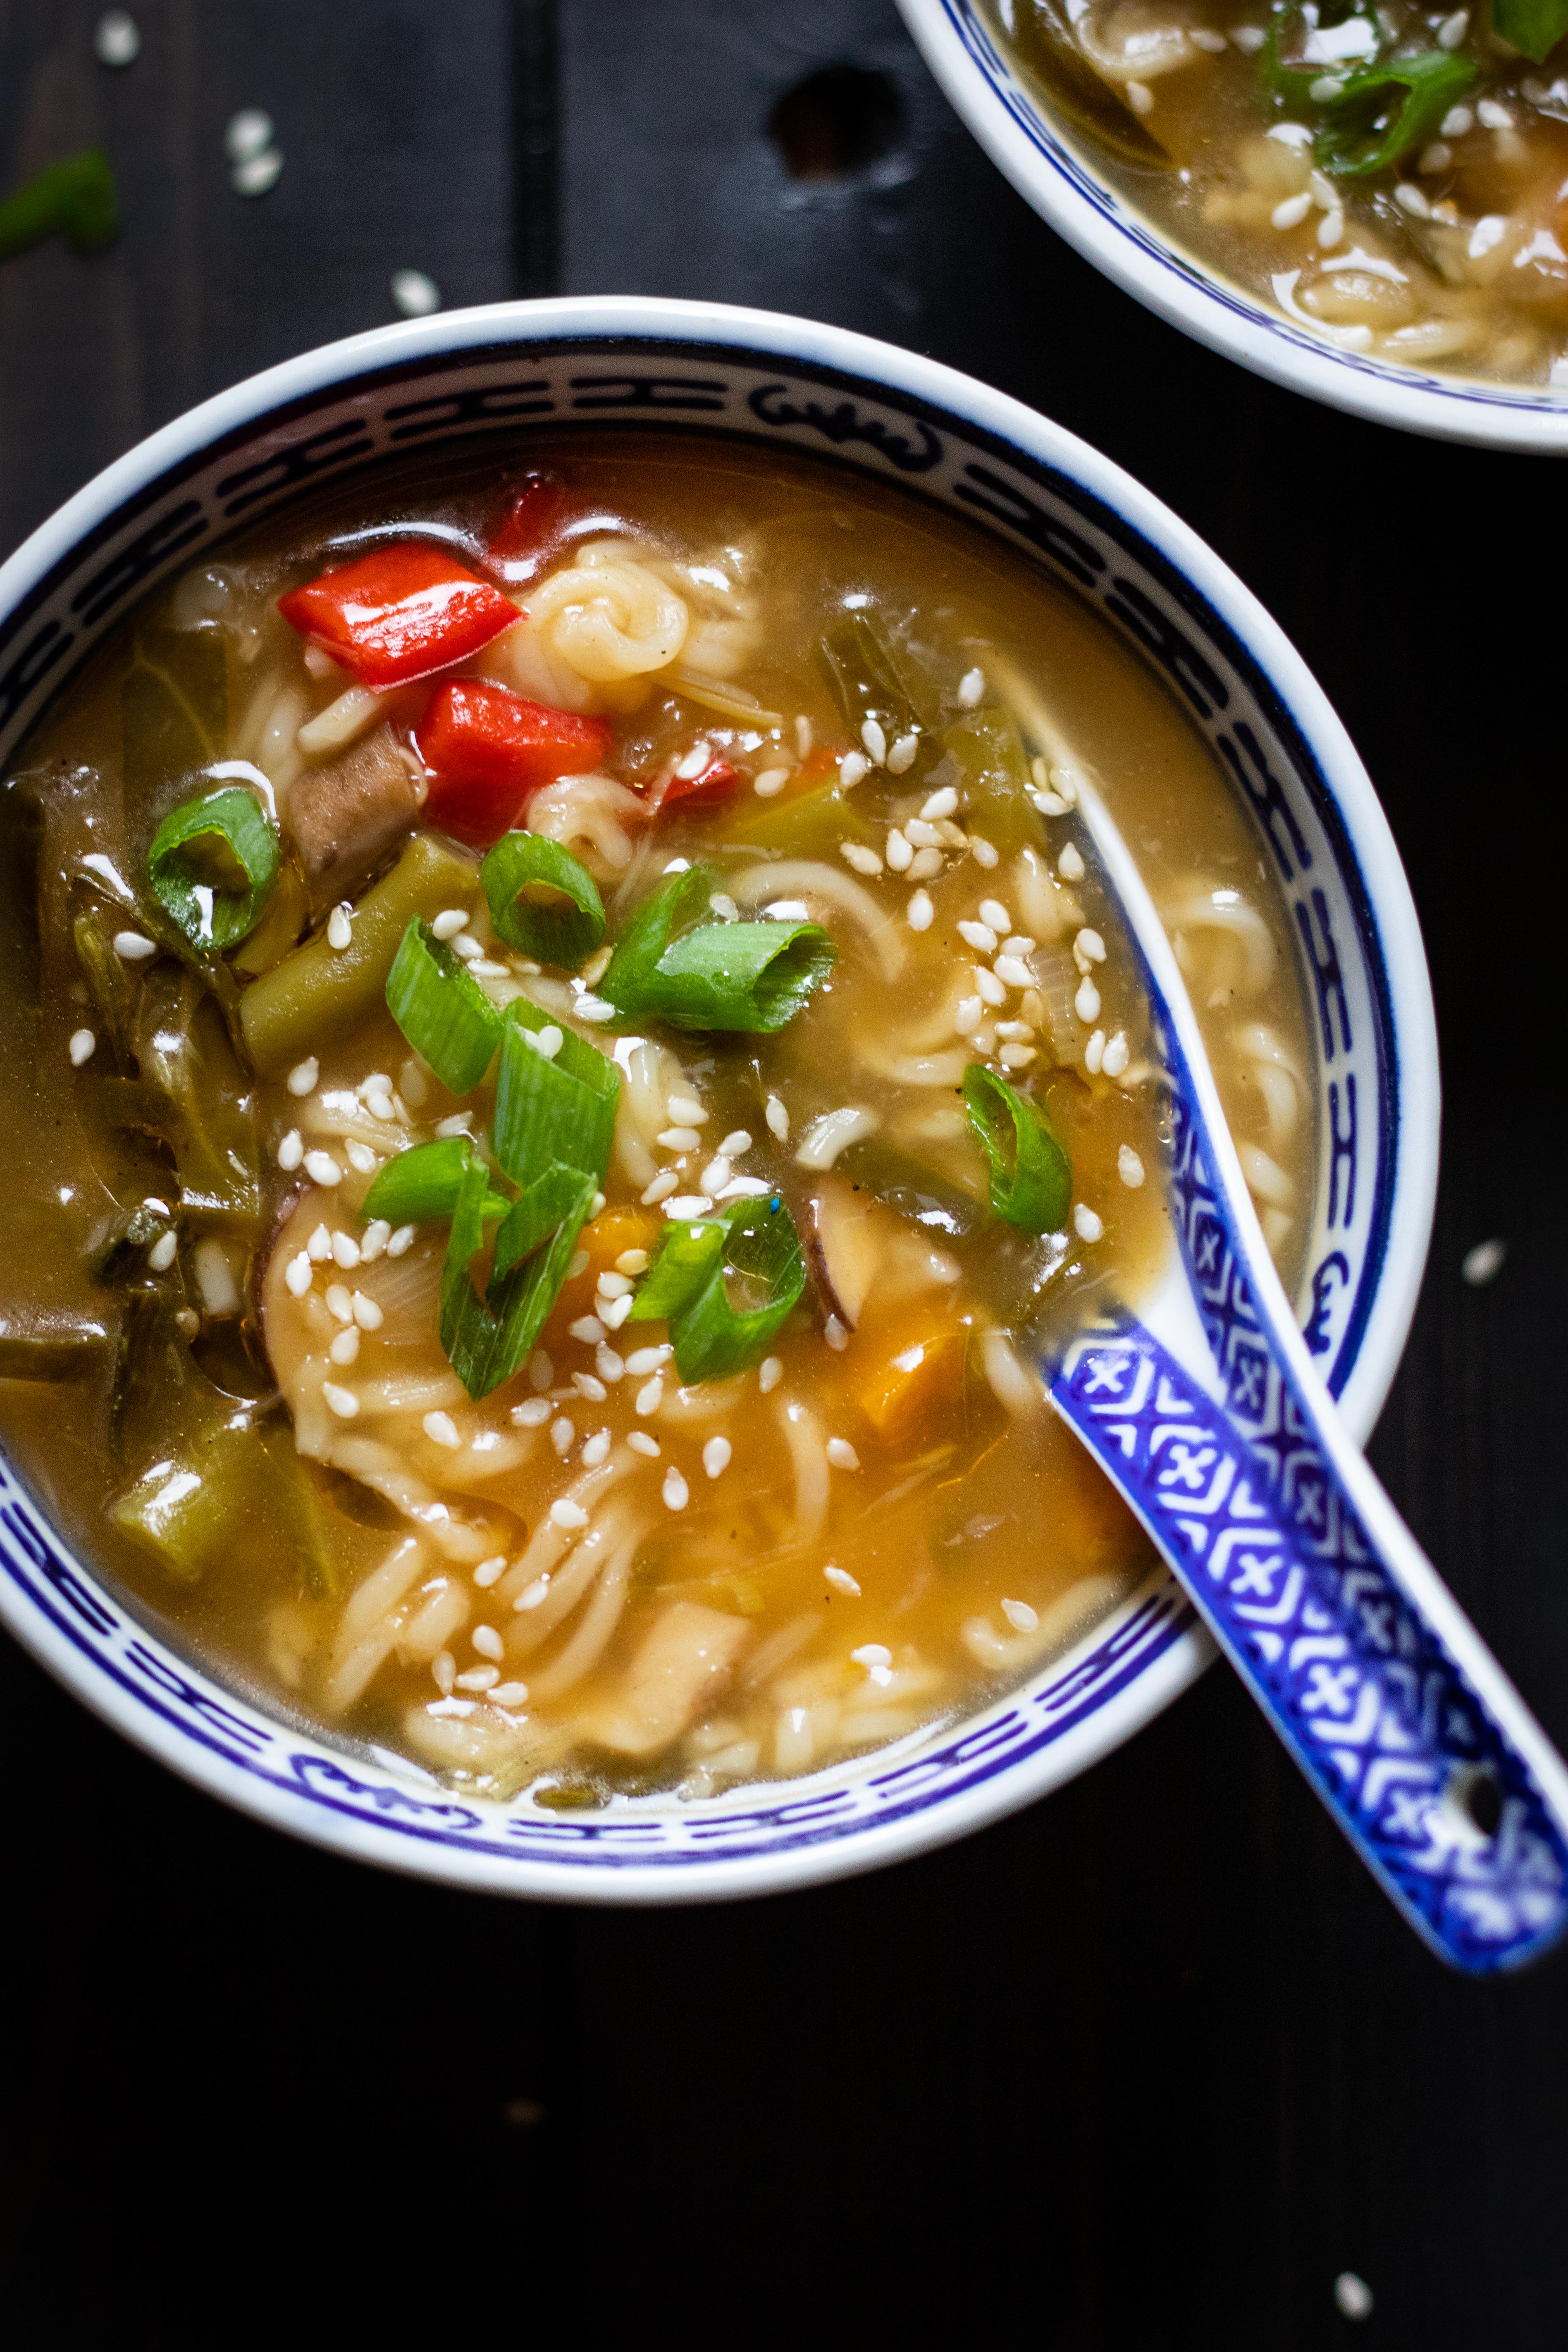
2 6 1563 2345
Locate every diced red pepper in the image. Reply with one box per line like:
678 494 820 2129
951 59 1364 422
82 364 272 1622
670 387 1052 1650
659 758 742 812
277 545 518 689
489 473 569 568
415 679 614 847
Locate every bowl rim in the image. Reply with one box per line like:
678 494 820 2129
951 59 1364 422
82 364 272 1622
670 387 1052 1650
0 293 1440 1900
893 0 1568 455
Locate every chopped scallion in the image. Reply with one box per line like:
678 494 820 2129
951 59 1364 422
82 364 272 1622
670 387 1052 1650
480 832 605 969
962 1064 1072 1234
361 1136 510 1228
1313 51 1477 177
385 916 501 1095
492 1000 618 1192
599 865 836 1033
147 787 280 951
629 1194 804 1381
441 1149 596 1398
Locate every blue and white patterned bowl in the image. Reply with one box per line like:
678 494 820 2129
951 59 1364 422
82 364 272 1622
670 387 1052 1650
895 0 1568 452
0 298 1439 1901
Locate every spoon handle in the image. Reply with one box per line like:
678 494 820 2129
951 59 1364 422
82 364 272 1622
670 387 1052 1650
1051 1081 1568 1974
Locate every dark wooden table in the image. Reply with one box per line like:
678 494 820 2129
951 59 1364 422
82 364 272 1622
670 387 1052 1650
3 6 1563 2342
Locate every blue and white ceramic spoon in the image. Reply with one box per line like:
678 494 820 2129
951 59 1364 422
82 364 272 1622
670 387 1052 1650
1043 774 1568 1974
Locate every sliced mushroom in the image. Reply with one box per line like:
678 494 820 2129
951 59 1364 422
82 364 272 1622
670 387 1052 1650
285 723 426 908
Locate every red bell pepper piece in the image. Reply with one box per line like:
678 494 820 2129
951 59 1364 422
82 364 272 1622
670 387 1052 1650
489 473 569 568
277 544 518 689
415 679 614 847
659 758 742 812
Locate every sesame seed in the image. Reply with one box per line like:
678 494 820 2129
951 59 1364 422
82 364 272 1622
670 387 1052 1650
307 1224 332 1262
1102 1032 1130 1080
327 903 353 952
455 1664 499 1692
276 1129 304 1171
387 1224 415 1257
839 750 870 788
1074 1203 1103 1243
999 1043 1036 1069
958 920 998 953
1058 842 1085 883
536 1026 565 1061
468 1624 503 1663
840 841 883 876
625 1345 671 1376
1477 97 1511 129
662 1195 713 1220
957 667 984 708
1002 1598 1039 1632
575 996 615 1023
860 717 888 765
753 766 790 798
885 828 913 873
1394 182 1430 219
1085 1029 1105 1076
971 836 999 869
434 1114 472 1141
765 1095 789 1143
69 1028 96 1067
852 1643 892 1669
921 786 958 821
824 1566 861 1596
662 1466 690 1510
703 1436 732 1479
581 1429 612 1467
432 909 469 941
549 1498 588 1529
473 1556 506 1588
284 1251 313 1298
616 1248 650 1276
1441 104 1473 136
994 954 1032 989
907 889 934 932
766 899 809 922
348 1291 382 1331
95 11 142 67
1074 976 1101 1023
1126 77 1153 114
329 1326 360 1366
573 1372 608 1404
635 1375 664 1415
1190 24 1227 47
421 1410 459 1448
511 1398 552 1426
955 995 984 1036
514 1577 551 1611
1461 1238 1506 1286
759 1355 783 1393
658 1126 702 1152
595 1343 625 1383
568 1317 606 1345
1231 21 1265 46
699 1156 732 1194
322 1383 359 1419
113 931 156 961
360 1219 390 1261
975 967 1006 1007
1075 928 1106 964
886 731 919 773
550 1416 575 1457
345 1140 377 1178
904 818 943 849
390 268 442 317
1271 192 1312 230
492 1676 531 1706
325 1283 353 1323
147 1230 178 1273
287 1057 320 1096
330 1231 360 1269
1469 214 1506 258
642 1171 680 1205
303 1150 341 1188
528 1351 552 1389
627 1430 661 1457
599 1294 633 1329
826 1437 860 1470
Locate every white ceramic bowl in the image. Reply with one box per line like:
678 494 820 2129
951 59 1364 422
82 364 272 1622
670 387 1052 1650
895 0 1568 453
0 296 1439 1901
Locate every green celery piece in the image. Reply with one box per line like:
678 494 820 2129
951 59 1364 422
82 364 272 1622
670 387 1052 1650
362 1137 511 1228
1493 0 1568 62
1313 50 1478 176
121 626 229 856
721 767 878 855
70 874 141 1070
385 918 502 1096
239 831 482 1073
639 919 836 1033
0 148 119 262
131 964 261 1229
111 1412 270 1584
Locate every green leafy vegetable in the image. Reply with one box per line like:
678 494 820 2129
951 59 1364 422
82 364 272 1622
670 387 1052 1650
1492 0 1568 63
598 866 836 1033
819 611 927 761
121 627 229 851
942 709 1038 855
628 1195 804 1381
1261 9 1383 106
0 148 118 263
148 786 280 951
361 1137 511 1229
124 963 261 1230
481 833 605 968
385 917 502 1095
1313 50 1478 176
962 1064 1072 1234
70 873 141 1069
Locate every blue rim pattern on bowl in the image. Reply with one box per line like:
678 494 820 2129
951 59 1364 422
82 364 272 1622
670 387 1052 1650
0 303 1438 1900
897 0 1568 452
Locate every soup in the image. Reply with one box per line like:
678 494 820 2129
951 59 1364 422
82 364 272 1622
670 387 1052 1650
0 435 1313 1803
989 0 1568 386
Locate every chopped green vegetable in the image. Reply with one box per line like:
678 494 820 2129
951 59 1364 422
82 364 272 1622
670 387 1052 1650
385 918 502 1095
1314 50 1478 176
819 611 928 763
121 627 228 852
148 786 280 952
481 833 605 968
629 1194 804 1381
439 1148 597 1399
942 709 1037 854
70 874 141 1069
0 148 118 262
492 1000 619 1192
962 1064 1072 1235
1493 0 1568 63
229 857 307 979
239 830 481 1074
361 1137 511 1229
1262 9 1383 106
599 866 835 1033
131 964 261 1228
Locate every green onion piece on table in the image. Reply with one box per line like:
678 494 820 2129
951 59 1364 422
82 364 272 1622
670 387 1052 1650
962 1064 1072 1235
361 1136 511 1228
1313 51 1477 177
0 148 119 263
385 917 502 1095
147 787 280 951
629 1194 804 1381
480 832 605 968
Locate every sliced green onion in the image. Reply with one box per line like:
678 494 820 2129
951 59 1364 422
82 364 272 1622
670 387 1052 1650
361 1136 510 1228
492 1000 618 1192
489 1162 597 1279
1313 50 1477 177
1493 0 1568 64
597 863 714 1015
962 1064 1072 1234
1261 9 1382 107
148 787 280 951
641 919 836 1034
630 1194 804 1382
385 917 501 1095
441 1149 595 1398
481 833 605 968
